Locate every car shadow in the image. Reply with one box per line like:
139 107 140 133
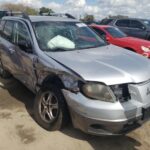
0 77 141 150
0 77 35 117
61 125 141 150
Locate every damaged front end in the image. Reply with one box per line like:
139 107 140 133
111 84 131 102
58 72 82 92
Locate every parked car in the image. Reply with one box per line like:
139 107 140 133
1 13 150 136
0 10 8 19
90 25 150 58
100 18 150 40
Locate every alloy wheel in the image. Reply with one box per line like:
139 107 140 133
39 91 59 123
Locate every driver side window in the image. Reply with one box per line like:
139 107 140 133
13 21 32 52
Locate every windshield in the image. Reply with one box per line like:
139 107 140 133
143 20 150 27
33 21 106 52
105 27 127 38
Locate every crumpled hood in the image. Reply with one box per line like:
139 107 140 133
46 45 150 85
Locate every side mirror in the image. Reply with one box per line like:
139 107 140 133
18 40 32 53
141 26 146 30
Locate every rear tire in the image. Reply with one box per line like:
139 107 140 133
34 85 69 131
0 59 11 78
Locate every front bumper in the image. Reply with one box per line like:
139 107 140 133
69 109 145 136
63 85 150 135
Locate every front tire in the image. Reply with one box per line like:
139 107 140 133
34 85 69 131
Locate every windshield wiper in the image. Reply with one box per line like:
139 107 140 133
45 47 75 52
77 43 107 50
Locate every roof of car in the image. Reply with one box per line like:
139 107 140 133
105 18 150 21
2 15 79 22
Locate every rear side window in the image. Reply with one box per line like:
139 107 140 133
0 20 5 35
130 20 145 29
115 20 130 27
100 19 113 25
3 20 14 42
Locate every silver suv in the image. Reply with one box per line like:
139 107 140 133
0 13 150 135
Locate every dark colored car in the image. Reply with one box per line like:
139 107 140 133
100 18 150 40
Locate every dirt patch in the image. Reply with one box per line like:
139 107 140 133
16 125 36 144
0 77 150 150
0 78 34 115
0 112 12 119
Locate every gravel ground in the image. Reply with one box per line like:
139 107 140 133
0 77 150 150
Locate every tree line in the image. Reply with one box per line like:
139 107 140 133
0 3 128 22
1 3 53 15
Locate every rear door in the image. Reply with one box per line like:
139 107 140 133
0 20 18 74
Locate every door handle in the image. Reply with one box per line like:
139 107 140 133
8 48 15 54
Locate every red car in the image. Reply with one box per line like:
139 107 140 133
90 25 150 58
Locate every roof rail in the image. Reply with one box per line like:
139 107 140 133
4 11 31 21
40 12 76 19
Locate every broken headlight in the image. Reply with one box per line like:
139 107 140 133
111 84 131 102
81 82 116 102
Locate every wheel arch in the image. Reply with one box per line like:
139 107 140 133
41 74 65 89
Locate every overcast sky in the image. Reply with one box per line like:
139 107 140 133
0 0 150 20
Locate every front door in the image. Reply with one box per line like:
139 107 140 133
128 20 147 39
12 21 37 92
